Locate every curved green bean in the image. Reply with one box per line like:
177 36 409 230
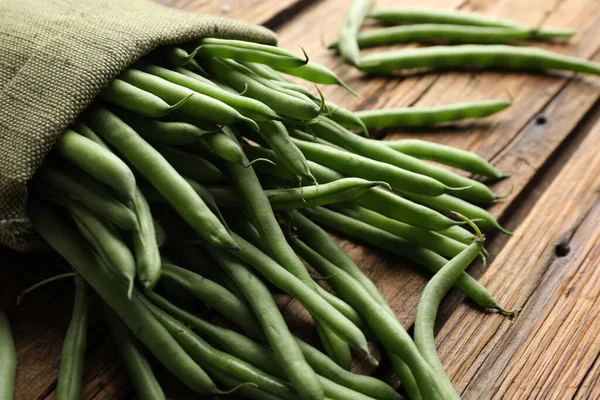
369 7 574 38
0 312 16 400
384 139 508 179
131 188 162 289
54 129 136 201
414 218 485 400
204 131 245 164
358 45 600 75
28 200 219 395
56 276 88 400
339 0 373 65
355 99 510 129
85 107 237 249
241 62 290 82
196 43 308 69
103 305 165 400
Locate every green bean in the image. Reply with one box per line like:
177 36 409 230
203 58 321 120
85 107 237 249
384 139 508 179
119 68 259 129
315 321 353 370
291 137 455 196
157 145 228 183
148 291 398 400
415 217 485 400
389 353 422 400
56 276 88 400
330 203 468 259
35 165 138 231
241 62 290 82
339 0 373 65
131 188 162 289
244 144 461 231
438 225 477 245
54 129 137 201
103 305 165 400
115 108 213 145
355 99 510 129
302 206 508 312
398 191 512 233
28 200 220 395
368 7 575 38
273 61 359 97
200 38 305 58
204 131 245 164
291 239 447 400
67 201 137 297
139 63 280 121
207 368 286 400
160 47 205 72
99 79 192 118
72 121 108 146
201 247 323 400
358 45 600 75
160 263 263 339
325 101 369 134
196 43 308 69
289 128 347 150
0 312 16 400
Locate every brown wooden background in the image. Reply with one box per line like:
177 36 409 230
2 0 600 398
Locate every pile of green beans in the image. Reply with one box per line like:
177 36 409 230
333 2 600 78
20 37 520 400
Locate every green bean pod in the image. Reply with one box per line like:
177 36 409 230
203 58 321 120
338 0 373 65
368 6 574 37
273 61 358 97
325 101 368 134
119 68 259 129
415 221 485 400
196 43 308 69
398 191 512 233
160 47 205 72
330 24 573 49
200 38 304 57
140 64 280 121
160 263 264 339
314 320 353 370
67 201 137 297
0 312 16 400
56 276 88 400
203 247 324 400
241 62 290 82
85 107 237 249
35 165 138 231
204 131 245 164
358 45 600 75
54 129 137 201
355 99 510 129
131 188 162 289
103 305 165 400
291 137 453 196
99 79 191 118
330 203 468 259
302 206 507 311
157 145 228 183
384 139 508 179
291 239 447 400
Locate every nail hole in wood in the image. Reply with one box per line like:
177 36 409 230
555 243 570 257
536 115 547 125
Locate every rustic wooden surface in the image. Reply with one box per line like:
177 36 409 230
2 0 600 398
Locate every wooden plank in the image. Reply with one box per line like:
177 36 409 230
434 116 600 398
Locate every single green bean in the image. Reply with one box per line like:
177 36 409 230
315 321 353 370
207 368 286 400
103 305 165 400
384 138 508 179
415 218 485 400
339 0 373 65
196 43 308 69
131 188 162 289
291 137 455 196
369 7 574 38
273 61 359 97
241 62 290 82
204 131 245 164
54 129 136 201
99 79 191 118
355 99 510 129
35 165 138 231
67 201 136 297
56 276 88 400
85 107 237 249
358 45 600 75
157 145 228 183
330 24 573 49
325 101 368 134
302 207 507 312
140 63 280 121
200 38 305 57
28 200 219 395
159 47 205 73
0 312 16 400
119 68 259 129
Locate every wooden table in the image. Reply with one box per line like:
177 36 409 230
2 0 600 398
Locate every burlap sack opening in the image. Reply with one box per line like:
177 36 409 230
0 0 277 251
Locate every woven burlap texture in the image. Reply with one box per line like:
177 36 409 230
0 0 277 251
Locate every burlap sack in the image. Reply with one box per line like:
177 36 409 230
0 0 277 251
